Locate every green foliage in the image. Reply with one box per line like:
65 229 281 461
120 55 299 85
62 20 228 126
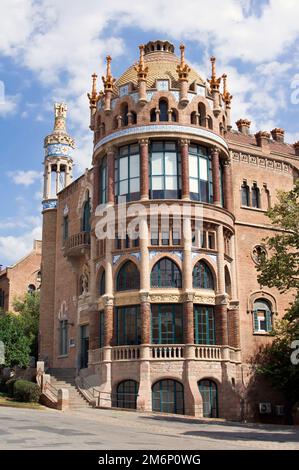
257 179 299 292
5 378 18 397
0 313 31 368
254 300 299 422
13 379 41 403
13 291 40 358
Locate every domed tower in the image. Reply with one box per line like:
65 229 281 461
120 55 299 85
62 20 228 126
87 40 240 419
39 104 75 366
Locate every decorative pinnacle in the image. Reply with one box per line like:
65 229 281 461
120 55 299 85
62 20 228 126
102 55 116 91
208 56 222 91
53 103 67 132
134 45 149 79
87 73 100 108
222 74 233 105
176 44 191 79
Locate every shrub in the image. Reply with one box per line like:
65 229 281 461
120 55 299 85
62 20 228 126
14 380 41 403
5 378 18 397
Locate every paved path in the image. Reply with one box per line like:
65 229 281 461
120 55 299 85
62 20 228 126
0 406 298 450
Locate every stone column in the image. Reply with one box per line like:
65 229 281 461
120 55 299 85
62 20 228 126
55 163 60 196
103 295 114 347
211 147 221 206
140 292 151 346
139 139 149 201
107 146 115 204
183 293 194 345
180 139 190 200
183 215 194 348
228 301 240 349
223 158 233 212
45 165 51 199
216 224 228 345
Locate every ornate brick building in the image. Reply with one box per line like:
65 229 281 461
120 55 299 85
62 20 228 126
39 40 298 420
0 240 41 313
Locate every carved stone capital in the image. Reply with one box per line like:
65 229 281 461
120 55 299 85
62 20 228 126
139 290 151 303
102 294 114 307
138 138 149 147
106 145 116 155
215 293 229 305
183 290 195 303
179 138 190 147
211 146 220 155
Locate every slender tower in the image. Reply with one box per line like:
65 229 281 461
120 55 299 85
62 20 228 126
39 103 75 367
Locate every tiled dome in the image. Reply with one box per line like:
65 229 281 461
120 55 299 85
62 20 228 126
116 40 205 89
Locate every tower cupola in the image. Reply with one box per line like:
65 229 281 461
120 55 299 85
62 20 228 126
42 103 75 210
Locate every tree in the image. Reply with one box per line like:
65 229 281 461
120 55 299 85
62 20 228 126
254 180 299 423
257 179 299 292
13 291 40 359
0 313 31 368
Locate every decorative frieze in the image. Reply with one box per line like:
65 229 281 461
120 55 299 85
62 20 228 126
232 151 292 173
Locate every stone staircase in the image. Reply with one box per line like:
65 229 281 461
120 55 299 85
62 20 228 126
49 369 91 410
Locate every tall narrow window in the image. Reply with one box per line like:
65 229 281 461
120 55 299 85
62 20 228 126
251 183 260 208
115 144 140 203
151 304 183 344
82 193 91 232
194 305 215 344
99 156 107 204
99 310 104 348
193 261 214 289
63 215 68 241
116 305 141 345
198 380 218 418
253 299 272 333
150 141 181 199
116 261 140 291
241 181 250 206
59 320 68 356
99 270 105 295
151 258 182 288
159 99 168 121
189 145 213 203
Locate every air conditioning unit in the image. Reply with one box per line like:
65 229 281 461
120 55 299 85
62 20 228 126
259 402 271 414
275 405 285 416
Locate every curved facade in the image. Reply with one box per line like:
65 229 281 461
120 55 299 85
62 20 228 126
39 40 299 421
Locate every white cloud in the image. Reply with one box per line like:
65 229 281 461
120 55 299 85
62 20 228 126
0 225 42 266
0 93 19 116
7 170 41 186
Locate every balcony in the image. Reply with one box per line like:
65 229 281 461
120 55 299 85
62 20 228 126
89 345 241 364
63 231 90 257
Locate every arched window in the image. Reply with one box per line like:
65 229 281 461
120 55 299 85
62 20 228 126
253 299 272 333
150 140 181 199
116 380 139 409
191 111 197 125
116 261 140 291
198 380 218 418
194 305 215 344
99 156 107 204
241 181 250 206
82 192 91 232
189 144 213 203
225 266 232 297
198 103 206 126
99 270 105 295
115 144 140 203
159 99 168 122
120 102 129 126
193 261 214 289
27 284 36 294
151 258 182 288
251 183 260 208
171 109 178 122
150 108 157 122
152 379 184 414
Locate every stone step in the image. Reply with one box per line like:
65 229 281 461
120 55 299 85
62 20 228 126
49 372 90 408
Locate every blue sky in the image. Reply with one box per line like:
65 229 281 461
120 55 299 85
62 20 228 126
0 0 299 266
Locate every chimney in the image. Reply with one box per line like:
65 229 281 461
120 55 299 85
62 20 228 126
271 128 285 143
236 119 251 135
293 142 299 156
255 131 270 150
